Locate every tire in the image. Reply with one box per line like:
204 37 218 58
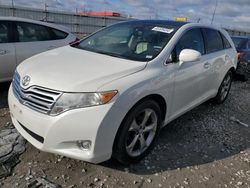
213 70 233 104
113 100 162 165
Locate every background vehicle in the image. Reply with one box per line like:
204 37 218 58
231 36 250 80
0 17 78 82
9 20 237 164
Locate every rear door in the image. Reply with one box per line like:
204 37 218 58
14 21 69 65
202 28 226 94
0 21 16 82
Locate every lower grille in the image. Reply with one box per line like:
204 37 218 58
12 72 62 115
19 121 44 143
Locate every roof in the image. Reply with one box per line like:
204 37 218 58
120 19 188 28
0 16 71 33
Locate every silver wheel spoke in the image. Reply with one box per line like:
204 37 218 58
129 120 140 131
126 134 139 153
141 109 152 127
139 135 146 150
143 122 157 133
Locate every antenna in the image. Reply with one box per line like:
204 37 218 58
211 0 218 24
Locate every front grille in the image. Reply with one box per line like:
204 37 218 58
12 72 62 115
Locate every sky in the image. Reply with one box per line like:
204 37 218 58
1 0 250 32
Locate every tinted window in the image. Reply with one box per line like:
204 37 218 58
16 22 51 42
221 33 231 49
175 28 205 60
0 22 9 43
51 28 68 40
203 28 224 53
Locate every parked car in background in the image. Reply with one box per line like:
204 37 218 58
231 36 250 80
0 17 78 82
9 20 237 164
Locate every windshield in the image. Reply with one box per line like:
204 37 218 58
232 37 248 49
74 21 179 61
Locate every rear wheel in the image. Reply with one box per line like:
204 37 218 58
214 70 233 104
113 100 162 164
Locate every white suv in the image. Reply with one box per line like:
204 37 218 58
8 20 237 164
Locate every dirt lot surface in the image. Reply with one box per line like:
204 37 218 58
0 80 249 188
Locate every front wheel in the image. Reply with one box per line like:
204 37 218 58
213 70 233 104
113 100 162 165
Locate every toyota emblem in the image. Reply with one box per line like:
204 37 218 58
22 75 31 87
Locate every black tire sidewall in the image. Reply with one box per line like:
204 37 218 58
113 100 162 164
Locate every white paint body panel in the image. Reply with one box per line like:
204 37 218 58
8 23 237 163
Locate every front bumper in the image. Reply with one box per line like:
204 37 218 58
8 84 114 163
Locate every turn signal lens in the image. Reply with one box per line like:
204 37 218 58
99 90 118 104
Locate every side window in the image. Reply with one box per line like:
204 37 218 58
221 33 231 49
50 28 68 40
0 22 9 43
175 28 205 61
203 28 224 53
16 22 52 42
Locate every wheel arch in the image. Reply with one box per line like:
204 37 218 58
112 93 167 147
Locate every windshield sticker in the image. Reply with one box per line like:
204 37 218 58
152 27 174 34
146 55 153 59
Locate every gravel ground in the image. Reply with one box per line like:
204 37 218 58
0 80 249 188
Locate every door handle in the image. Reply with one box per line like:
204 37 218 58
0 50 9 55
204 62 211 69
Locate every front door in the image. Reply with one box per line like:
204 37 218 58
169 28 208 119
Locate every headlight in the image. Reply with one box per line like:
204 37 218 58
50 90 118 116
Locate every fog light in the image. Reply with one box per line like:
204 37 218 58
77 140 91 150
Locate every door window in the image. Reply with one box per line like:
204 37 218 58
174 28 205 61
50 28 68 40
16 22 52 42
0 22 9 43
203 28 224 53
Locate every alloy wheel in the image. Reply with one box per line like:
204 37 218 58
125 108 158 157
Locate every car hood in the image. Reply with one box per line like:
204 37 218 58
17 46 147 92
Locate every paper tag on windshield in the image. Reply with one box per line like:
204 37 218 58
152 27 174 34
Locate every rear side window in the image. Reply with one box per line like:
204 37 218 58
175 28 205 60
0 22 9 43
221 33 231 49
16 22 52 42
203 28 224 53
50 28 68 40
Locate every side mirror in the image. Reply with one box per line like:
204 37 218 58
179 49 201 64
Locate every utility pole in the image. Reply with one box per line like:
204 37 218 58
44 3 48 21
211 0 218 24
11 0 16 16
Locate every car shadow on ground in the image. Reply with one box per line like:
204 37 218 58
102 81 250 175
0 82 10 109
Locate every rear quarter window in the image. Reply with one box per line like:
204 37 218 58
203 28 224 53
221 33 231 49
